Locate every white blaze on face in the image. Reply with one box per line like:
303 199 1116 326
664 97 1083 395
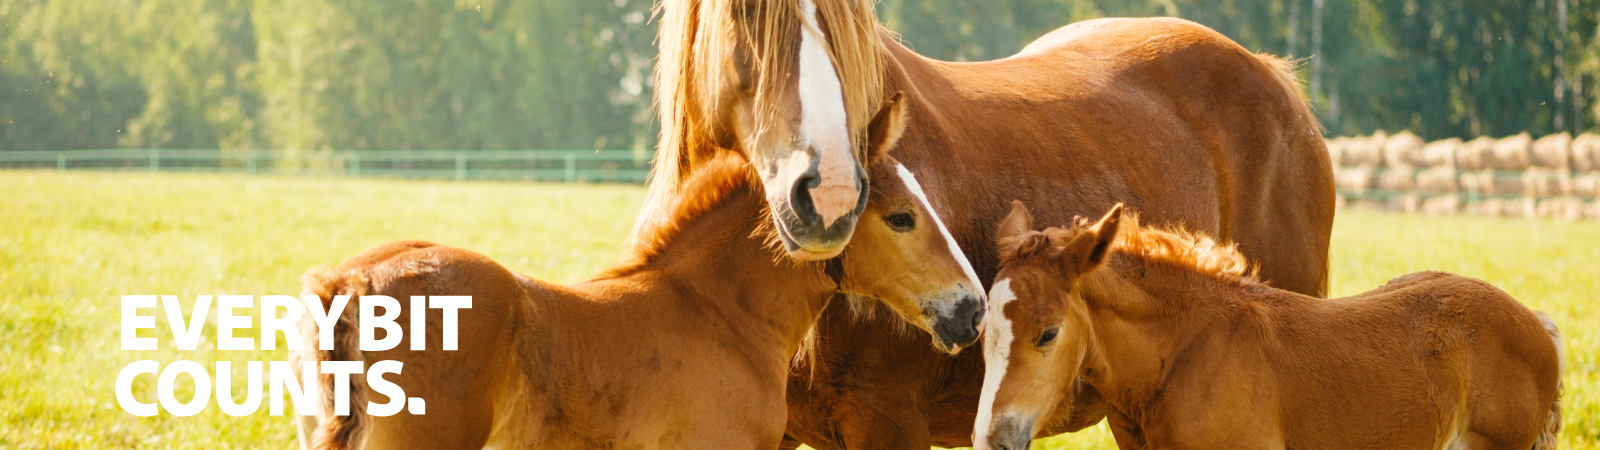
973 278 1017 449
797 0 857 227
893 163 985 298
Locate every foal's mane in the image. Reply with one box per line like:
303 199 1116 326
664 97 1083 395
1000 212 1260 286
635 0 888 245
603 156 770 279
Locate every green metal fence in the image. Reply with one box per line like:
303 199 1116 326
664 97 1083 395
0 149 653 183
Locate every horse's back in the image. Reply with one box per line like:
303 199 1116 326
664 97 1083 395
301 240 528 450
1320 271 1562 448
1034 18 1330 296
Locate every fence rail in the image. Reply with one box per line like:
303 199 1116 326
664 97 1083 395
0 149 653 183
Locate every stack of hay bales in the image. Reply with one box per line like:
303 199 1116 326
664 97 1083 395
1331 130 1600 221
1330 131 1385 201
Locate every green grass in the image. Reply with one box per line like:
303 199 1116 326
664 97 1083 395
0 170 1595 449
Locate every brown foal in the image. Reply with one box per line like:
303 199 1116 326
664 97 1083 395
288 126 988 448
977 202 1563 450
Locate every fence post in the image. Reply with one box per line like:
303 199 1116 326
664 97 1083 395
564 152 577 183
247 152 256 174
57 151 66 171
350 153 361 178
149 149 161 172
455 152 467 181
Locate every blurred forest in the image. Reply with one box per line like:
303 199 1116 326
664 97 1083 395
2 0 1597 152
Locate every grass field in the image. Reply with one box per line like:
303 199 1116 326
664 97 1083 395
1 170 1595 449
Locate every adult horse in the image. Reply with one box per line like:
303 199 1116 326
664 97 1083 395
644 2 1334 448
290 118 988 448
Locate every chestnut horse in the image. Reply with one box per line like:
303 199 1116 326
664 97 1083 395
649 2 1331 446
979 201 1564 450
288 118 988 448
635 13 1339 450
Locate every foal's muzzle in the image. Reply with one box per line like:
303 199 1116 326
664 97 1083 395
979 416 1035 450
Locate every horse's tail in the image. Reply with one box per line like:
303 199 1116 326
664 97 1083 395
293 267 373 450
1533 311 1563 450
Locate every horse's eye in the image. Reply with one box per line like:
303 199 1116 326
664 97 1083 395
885 212 916 232
1036 328 1059 347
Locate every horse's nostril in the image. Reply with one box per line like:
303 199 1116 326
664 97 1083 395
969 304 986 332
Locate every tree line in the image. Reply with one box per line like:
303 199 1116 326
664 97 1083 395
2 0 1596 153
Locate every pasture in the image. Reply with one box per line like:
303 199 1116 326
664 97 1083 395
0 170 1595 449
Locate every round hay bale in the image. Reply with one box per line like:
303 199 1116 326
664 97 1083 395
1375 168 1415 191
1457 169 1495 195
1383 131 1426 168
1571 172 1600 200
1522 168 1571 198
1365 130 1389 167
1419 194 1461 215
1530 133 1573 169
1420 138 1461 168
1572 133 1600 172
1490 133 1533 170
1456 136 1495 170
1489 172 1527 196
1414 167 1459 193
1335 167 1376 196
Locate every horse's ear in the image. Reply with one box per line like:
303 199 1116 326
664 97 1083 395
1061 203 1122 274
865 91 908 163
997 200 1034 243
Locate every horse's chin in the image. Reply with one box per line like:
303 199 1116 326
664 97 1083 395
773 217 849 261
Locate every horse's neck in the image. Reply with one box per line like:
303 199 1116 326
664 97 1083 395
589 196 835 357
1076 260 1235 406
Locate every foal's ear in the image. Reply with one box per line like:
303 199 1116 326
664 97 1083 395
997 200 1035 243
865 91 908 162
1062 203 1123 274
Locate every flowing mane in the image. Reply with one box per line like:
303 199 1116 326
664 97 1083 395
1000 212 1260 286
634 0 888 246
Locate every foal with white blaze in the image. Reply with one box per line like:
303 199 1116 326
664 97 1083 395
289 99 986 449
976 201 1563 450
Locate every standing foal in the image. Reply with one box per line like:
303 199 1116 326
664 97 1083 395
976 201 1563 450
290 151 986 449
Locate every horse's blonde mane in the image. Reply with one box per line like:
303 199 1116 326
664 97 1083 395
1001 212 1260 286
635 0 887 246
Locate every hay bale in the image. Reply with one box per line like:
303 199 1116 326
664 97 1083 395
1420 138 1461 169
1383 131 1426 168
1571 172 1600 199
1335 167 1377 196
1375 168 1415 191
1339 131 1388 167
1456 136 1495 170
1522 168 1571 198
1490 133 1533 170
1414 167 1459 193
1457 169 1496 195
1530 133 1573 169
1419 194 1462 215
1536 197 1588 221
1572 133 1600 172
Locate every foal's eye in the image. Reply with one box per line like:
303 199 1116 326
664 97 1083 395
1035 328 1059 347
885 212 916 232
